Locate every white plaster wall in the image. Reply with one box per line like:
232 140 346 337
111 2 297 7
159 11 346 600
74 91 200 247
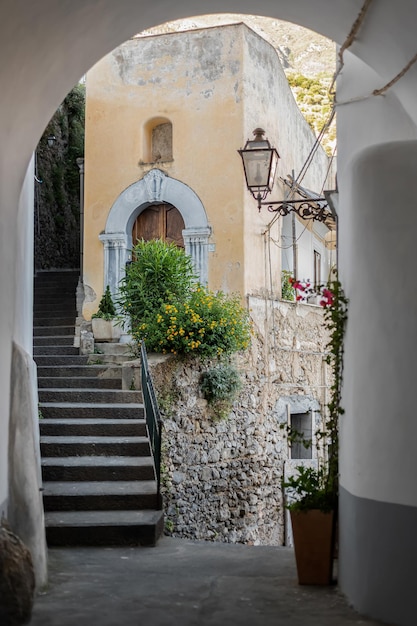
336 51 417 507
16 158 35 355
339 139 417 507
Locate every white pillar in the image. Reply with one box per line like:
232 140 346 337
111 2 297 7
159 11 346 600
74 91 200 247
183 226 211 285
339 140 417 626
99 232 129 297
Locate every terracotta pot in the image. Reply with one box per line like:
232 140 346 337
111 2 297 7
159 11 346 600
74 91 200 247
290 509 335 585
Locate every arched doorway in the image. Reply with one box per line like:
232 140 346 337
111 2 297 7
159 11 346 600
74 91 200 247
100 168 211 297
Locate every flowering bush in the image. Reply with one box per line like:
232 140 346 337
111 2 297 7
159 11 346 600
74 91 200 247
289 278 334 308
284 275 348 512
131 286 251 358
117 240 251 359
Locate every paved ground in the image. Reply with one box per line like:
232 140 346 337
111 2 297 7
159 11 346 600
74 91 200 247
30 537 388 626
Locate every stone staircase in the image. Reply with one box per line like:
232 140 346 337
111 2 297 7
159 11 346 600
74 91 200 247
34 270 163 547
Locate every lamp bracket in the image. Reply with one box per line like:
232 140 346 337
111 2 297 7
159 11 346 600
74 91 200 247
260 198 335 223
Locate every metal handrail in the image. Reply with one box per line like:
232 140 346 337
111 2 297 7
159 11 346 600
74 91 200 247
140 340 162 506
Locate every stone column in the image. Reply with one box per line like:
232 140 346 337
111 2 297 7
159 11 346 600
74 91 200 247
99 232 128 298
183 226 211 285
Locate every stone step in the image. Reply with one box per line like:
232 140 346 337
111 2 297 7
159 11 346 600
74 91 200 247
34 355 89 366
44 509 164 547
36 364 122 379
33 313 77 322
34 336 75 346
40 435 151 457
42 480 158 511
37 376 122 389
34 315 75 326
39 418 147 437
38 388 142 404
34 326 75 337
34 278 78 287
34 345 80 356
33 286 77 295
87 354 135 366
41 455 155 481
33 304 77 313
33 299 76 309
34 270 79 279
39 402 144 419
34 285 77 293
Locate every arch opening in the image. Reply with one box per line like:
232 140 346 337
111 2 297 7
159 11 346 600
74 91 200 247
100 168 211 298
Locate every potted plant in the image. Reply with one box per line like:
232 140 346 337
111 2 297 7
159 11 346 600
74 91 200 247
91 285 121 342
283 276 348 585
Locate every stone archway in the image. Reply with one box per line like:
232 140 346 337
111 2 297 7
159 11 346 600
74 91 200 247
99 168 211 297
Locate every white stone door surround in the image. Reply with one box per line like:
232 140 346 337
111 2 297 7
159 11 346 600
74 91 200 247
99 168 211 297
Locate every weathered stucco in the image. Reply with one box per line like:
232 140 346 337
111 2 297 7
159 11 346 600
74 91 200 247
149 297 330 545
83 23 331 317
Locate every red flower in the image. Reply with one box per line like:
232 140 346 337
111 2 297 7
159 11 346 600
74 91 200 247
320 288 334 308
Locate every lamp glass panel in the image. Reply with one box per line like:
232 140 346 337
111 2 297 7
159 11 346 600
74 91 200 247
268 150 279 190
241 149 272 189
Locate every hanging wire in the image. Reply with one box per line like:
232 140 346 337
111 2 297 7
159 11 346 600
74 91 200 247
266 0 375 296
320 143 337 196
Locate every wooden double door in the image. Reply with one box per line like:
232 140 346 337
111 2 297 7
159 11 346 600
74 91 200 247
132 203 185 248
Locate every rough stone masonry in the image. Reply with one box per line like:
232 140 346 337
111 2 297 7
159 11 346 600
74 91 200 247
149 296 331 546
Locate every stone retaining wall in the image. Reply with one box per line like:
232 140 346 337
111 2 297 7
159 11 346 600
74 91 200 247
148 296 331 545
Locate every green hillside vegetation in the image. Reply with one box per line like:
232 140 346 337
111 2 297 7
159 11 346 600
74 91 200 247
286 71 336 156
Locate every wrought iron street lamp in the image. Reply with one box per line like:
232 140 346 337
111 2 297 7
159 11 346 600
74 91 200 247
47 134 56 147
238 128 335 223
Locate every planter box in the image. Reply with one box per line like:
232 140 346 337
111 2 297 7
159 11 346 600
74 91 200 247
290 509 335 585
91 318 122 343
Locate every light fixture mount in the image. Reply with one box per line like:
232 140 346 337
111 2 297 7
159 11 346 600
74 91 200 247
238 128 335 223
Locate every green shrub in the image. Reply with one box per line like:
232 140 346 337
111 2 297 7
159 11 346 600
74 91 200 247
118 239 197 326
200 363 242 420
281 270 295 301
92 285 116 320
200 364 242 403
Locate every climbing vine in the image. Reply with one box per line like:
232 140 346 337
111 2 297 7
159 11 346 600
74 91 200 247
284 275 348 510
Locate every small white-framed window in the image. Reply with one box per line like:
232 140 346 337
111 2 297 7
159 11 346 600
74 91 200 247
289 411 313 459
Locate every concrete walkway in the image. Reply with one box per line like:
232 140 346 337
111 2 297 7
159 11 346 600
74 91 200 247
29 537 389 626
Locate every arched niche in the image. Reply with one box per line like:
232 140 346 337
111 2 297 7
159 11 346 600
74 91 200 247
99 168 211 297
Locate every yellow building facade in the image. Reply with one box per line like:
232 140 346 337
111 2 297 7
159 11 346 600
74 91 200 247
83 23 332 318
